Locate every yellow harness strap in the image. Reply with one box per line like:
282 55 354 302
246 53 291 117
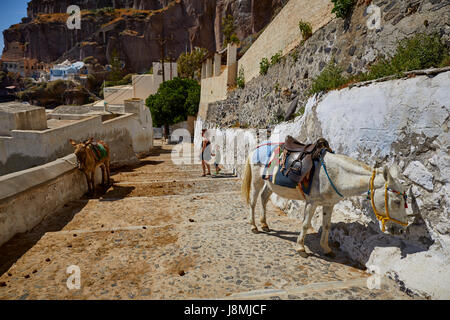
370 169 408 232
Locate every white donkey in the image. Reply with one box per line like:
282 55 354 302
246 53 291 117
241 147 410 258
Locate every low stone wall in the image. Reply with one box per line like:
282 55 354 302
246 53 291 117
0 103 47 136
0 154 102 247
0 99 153 176
195 70 450 299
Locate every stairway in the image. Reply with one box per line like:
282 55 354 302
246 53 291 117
0 141 416 300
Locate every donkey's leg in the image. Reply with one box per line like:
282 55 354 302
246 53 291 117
105 160 111 186
100 164 106 186
320 205 335 257
90 171 95 195
295 202 317 255
260 184 273 232
249 175 264 234
83 171 92 195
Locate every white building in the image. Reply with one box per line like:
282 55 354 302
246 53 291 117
50 60 87 81
103 61 177 106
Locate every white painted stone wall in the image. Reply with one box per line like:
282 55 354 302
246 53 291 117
270 71 450 299
195 70 450 299
0 154 103 247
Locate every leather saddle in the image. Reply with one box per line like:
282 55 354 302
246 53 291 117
280 136 332 184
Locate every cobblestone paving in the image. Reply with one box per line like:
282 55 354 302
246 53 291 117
0 142 417 300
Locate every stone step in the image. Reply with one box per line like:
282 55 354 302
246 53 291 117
112 171 236 183
0 141 415 300
112 163 205 174
99 178 240 198
48 191 251 232
0 214 411 300
222 277 411 300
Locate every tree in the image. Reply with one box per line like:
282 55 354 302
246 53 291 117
222 14 240 47
145 77 201 138
177 47 208 79
108 48 123 82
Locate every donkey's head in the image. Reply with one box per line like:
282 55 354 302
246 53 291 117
69 138 93 169
372 166 409 235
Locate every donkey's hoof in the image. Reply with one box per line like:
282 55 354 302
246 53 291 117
324 251 336 259
295 246 308 258
297 251 309 258
262 226 271 233
251 228 260 234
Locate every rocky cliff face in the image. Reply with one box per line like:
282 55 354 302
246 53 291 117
3 0 286 73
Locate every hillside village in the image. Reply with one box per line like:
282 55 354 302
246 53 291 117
0 0 449 301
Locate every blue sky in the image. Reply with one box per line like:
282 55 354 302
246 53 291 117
0 1 29 54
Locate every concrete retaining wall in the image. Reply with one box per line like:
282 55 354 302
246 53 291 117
238 0 334 83
0 154 102 247
199 69 229 119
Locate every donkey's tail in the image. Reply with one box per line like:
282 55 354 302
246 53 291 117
241 156 252 204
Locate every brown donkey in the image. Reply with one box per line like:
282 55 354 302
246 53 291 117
70 138 111 195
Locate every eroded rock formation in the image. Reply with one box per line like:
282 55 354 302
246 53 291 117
2 0 286 73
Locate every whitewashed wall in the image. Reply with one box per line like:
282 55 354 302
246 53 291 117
196 70 450 298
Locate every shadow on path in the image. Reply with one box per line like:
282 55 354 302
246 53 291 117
262 228 366 270
0 201 89 277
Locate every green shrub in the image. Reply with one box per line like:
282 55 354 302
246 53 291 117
260 58 270 75
298 20 313 40
310 33 450 94
177 47 208 79
362 33 449 81
222 15 240 47
237 66 245 89
270 51 283 66
309 61 348 95
331 0 355 19
440 55 450 68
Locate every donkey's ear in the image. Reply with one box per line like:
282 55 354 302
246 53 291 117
69 139 77 147
383 166 394 183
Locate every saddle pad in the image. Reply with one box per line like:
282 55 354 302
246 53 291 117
263 152 316 195
90 143 107 161
251 141 283 165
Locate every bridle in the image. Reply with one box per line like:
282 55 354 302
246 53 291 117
368 169 408 232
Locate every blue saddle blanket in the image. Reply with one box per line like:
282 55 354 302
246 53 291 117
260 146 317 195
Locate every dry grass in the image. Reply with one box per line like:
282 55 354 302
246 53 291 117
34 13 69 23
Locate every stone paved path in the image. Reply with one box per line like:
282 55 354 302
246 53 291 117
0 141 415 300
